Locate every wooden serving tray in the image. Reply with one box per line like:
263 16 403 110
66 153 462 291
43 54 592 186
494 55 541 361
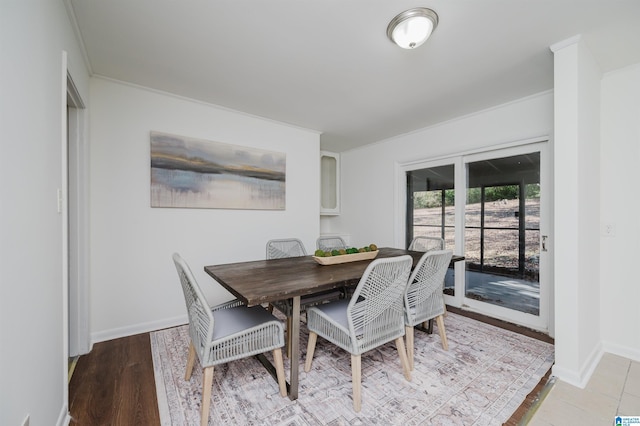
312 250 378 265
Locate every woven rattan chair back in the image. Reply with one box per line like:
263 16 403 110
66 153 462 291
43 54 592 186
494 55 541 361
408 236 445 252
404 249 453 369
172 253 215 361
316 236 347 252
346 255 413 354
266 238 307 259
404 249 453 325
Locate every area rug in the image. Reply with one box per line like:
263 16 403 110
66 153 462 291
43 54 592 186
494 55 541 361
151 312 554 425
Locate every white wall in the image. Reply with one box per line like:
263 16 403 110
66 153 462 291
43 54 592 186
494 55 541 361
600 63 640 361
0 1 90 425
335 92 554 249
89 78 320 342
551 37 603 387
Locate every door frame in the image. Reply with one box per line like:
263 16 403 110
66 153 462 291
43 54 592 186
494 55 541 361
66 68 90 356
395 137 552 333
459 141 550 332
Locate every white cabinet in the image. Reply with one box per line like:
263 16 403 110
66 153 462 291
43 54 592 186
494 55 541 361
320 151 340 215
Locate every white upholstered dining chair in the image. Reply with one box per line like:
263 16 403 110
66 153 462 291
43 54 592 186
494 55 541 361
404 249 453 370
304 255 413 412
172 253 287 426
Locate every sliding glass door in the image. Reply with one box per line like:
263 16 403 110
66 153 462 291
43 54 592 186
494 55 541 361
403 142 549 331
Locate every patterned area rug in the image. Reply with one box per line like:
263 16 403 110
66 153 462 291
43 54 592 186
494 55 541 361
151 312 554 425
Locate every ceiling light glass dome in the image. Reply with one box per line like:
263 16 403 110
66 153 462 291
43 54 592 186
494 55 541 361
387 8 439 49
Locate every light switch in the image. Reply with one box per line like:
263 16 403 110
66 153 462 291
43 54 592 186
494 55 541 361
57 188 63 213
602 223 616 237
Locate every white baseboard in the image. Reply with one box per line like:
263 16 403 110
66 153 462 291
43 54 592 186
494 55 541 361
552 343 603 388
91 314 188 344
550 340 639 389
602 340 640 363
57 405 70 426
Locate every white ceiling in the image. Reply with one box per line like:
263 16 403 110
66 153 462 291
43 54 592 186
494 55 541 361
67 0 640 152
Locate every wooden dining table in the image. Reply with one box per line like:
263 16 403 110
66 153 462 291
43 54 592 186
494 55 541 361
204 247 464 400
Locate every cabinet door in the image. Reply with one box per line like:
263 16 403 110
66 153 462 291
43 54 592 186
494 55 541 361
320 151 340 215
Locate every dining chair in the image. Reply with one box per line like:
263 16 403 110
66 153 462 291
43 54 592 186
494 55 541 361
408 235 445 252
266 237 308 259
404 249 453 370
304 255 413 412
172 253 287 426
266 238 344 355
316 235 348 252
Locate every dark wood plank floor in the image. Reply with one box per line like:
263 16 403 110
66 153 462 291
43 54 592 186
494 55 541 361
69 332 161 425
68 309 553 425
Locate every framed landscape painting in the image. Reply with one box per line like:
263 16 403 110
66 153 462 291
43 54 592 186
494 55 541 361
150 131 286 209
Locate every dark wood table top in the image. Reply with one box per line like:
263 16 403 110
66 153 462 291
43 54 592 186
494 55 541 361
204 247 464 307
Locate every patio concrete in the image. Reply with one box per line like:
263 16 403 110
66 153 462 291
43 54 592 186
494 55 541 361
445 269 540 315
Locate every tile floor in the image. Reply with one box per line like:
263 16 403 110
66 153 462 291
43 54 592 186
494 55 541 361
527 353 640 425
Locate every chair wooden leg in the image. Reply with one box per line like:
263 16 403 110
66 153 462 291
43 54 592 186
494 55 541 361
272 348 287 397
200 366 214 426
405 325 415 371
185 341 196 380
436 315 448 350
395 337 411 382
351 354 362 412
304 331 318 372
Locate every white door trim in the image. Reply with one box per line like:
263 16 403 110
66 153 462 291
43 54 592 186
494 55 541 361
67 69 90 356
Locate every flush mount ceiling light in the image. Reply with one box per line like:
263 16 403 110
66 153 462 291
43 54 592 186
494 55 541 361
387 7 439 49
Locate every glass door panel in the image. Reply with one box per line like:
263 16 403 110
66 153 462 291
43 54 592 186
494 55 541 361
406 164 455 294
465 153 541 316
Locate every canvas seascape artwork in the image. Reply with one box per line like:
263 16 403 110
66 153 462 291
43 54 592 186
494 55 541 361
150 132 286 209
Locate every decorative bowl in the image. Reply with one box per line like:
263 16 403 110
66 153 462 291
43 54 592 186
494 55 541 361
312 250 378 265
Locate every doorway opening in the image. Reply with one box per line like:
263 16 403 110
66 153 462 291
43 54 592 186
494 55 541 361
66 71 89 366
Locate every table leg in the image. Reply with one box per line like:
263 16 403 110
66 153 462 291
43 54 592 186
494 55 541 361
415 319 434 334
289 296 300 400
286 316 293 358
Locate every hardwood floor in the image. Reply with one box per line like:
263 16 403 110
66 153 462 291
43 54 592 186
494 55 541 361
68 309 553 425
69 332 161 425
